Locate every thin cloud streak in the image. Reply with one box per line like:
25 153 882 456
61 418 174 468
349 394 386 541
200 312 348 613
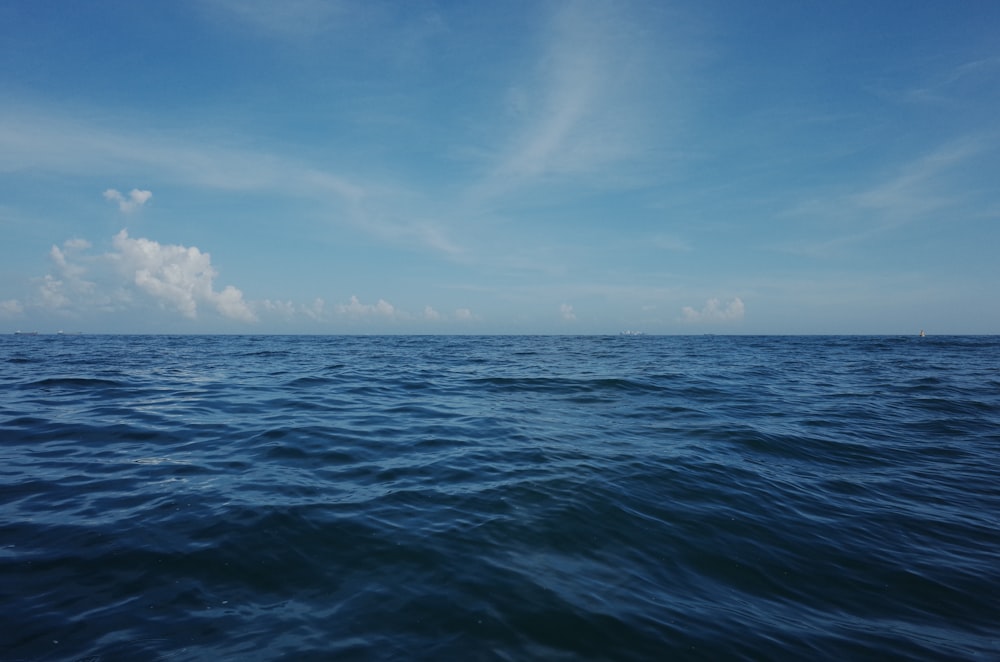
200 0 357 38
470 1 676 201
775 136 998 257
0 109 460 257
0 111 361 196
849 138 988 221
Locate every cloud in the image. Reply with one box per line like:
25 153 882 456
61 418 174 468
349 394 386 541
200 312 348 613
35 238 98 312
476 1 676 200
559 303 576 321
778 137 998 256
363 215 464 257
199 0 449 74
49 239 92 283
682 297 744 323
104 188 152 213
423 305 475 322
111 230 256 322
259 299 297 317
497 4 628 178
23 232 473 328
257 297 325 321
336 295 397 319
64 238 92 250
201 0 357 38
0 299 24 318
849 140 982 221
37 274 70 309
900 56 1000 106
0 110 462 258
652 234 692 252
303 298 325 321
260 297 474 326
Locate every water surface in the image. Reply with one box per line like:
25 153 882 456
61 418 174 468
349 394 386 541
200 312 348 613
2 335 998 660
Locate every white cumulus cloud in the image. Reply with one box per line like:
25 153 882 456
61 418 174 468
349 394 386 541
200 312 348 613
303 297 325 321
259 299 296 316
258 297 326 321
35 238 97 311
104 188 152 213
38 274 70 309
336 295 397 319
682 297 745 323
112 230 256 322
559 302 576 321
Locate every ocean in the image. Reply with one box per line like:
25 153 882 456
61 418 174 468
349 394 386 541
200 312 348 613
2 334 998 660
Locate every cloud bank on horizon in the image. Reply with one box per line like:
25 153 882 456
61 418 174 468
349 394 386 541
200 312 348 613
1 1 998 334
19 228 482 331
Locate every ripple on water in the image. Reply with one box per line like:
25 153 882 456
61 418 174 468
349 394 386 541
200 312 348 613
1 335 998 660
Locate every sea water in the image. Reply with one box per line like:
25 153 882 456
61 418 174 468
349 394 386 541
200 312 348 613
2 334 998 660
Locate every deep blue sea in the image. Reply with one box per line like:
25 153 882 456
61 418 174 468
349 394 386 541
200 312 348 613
2 334 999 661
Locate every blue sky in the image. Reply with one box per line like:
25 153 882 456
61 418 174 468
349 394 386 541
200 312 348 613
2 1 998 334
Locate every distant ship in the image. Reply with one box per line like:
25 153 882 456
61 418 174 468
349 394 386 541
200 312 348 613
620 330 645 336
919 330 926 337
13 330 39 336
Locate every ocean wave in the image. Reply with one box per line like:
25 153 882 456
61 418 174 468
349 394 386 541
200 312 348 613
1 335 998 660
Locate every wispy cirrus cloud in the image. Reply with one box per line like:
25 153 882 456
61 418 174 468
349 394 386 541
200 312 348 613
898 56 1000 106
0 110 362 196
474 1 682 199
849 138 989 221
0 109 460 257
200 0 358 38
777 136 999 256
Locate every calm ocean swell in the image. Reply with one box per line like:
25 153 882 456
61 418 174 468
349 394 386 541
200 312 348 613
2 335 999 660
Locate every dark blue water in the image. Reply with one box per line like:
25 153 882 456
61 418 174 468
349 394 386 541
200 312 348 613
2 335 998 660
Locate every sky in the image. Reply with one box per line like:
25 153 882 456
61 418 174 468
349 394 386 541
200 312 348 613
1 0 998 334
